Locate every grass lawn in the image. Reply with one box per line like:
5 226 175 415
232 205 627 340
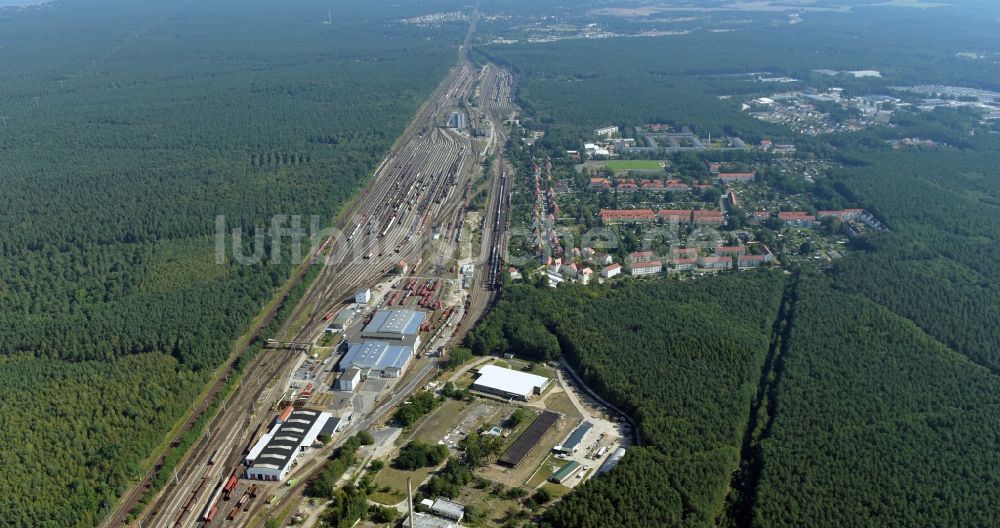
440 351 483 374
539 391 582 423
456 485 523 526
411 399 469 445
525 454 565 488
605 160 664 171
527 364 556 380
369 464 439 505
454 370 478 390
539 482 572 499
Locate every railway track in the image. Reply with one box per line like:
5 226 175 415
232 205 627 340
141 351 297 528
101 261 317 528
123 11 521 527
253 35 520 528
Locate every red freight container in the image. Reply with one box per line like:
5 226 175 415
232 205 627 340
222 474 238 498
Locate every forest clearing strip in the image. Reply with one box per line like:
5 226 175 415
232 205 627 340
722 273 798 527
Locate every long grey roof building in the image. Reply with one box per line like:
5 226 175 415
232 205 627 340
361 309 424 346
245 409 331 481
555 421 592 453
339 341 414 378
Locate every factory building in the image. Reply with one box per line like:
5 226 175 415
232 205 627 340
360 308 425 349
325 309 354 333
276 405 294 424
404 513 463 528
336 366 361 391
319 414 347 437
498 411 561 467
339 309 426 378
245 409 331 481
471 365 551 401
339 341 414 378
354 288 372 304
430 498 465 521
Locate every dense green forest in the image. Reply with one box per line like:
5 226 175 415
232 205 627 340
0 0 464 526
467 274 786 526
753 277 1000 527
828 147 1000 372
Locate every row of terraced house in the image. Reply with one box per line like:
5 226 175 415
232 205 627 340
588 172 754 193
599 208 727 226
588 177 715 193
750 208 868 228
614 245 774 276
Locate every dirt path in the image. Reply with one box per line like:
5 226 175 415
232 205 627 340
446 356 494 383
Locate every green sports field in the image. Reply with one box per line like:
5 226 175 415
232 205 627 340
604 160 665 171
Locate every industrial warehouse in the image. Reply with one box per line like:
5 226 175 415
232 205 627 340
549 460 582 484
597 447 627 475
244 409 331 481
360 308 425 348
336 366 361 391
337 308 426 381
498 410 561 467
471 364 552 401
339 340 414 378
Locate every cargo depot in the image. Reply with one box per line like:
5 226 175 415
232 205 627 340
335 308 426 384
244 408 332 481
471 364 552 401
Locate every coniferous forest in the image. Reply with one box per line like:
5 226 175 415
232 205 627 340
469 275 787 526
0 0 462 525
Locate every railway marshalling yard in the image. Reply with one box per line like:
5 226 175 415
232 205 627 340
114 45 630 527
109 18 531 527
